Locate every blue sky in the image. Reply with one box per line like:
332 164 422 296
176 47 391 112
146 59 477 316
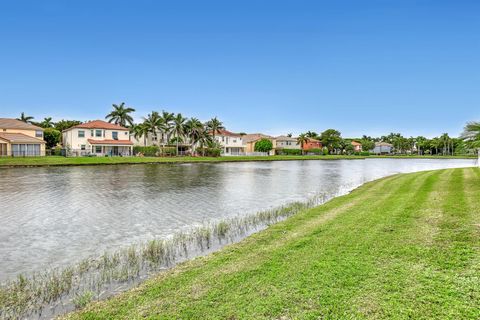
0 0 478 137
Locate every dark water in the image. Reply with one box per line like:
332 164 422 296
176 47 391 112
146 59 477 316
0 158 475 282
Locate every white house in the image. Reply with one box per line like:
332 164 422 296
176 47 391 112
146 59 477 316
212 129 245 155
371 142 393 155
62 120 133 156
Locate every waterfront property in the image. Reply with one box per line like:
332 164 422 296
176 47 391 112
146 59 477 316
302 137 322 151
0 118 46 156
213 129 246 155
351 140 362 152
275 135 301 152
62 120 133 156
243 133 276 155
372 141 394 155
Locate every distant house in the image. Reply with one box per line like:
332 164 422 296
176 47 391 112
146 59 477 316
302 138 322 151
371 142 393 155
62 120 133 156
212 129 245 156
275 136 301 150
351 141 362 152
0 118 46 156
243 133 276 155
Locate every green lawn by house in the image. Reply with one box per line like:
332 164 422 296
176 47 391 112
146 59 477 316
0 154 475 167
66 167 480 319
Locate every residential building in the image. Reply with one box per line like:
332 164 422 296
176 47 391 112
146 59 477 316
275 136 301 150
243 133 276 156
212 129 245 155
351 141 362 152
0 118 46 156
371 142 393 155
302 137 322 151
62 120 133 156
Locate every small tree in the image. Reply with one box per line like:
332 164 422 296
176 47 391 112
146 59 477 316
254 138 273 153
43 128 61 149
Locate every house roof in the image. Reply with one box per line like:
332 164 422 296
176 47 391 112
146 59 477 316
306 137 321 142
66 120 129 131
275 135 297 142
242 133 274 143
351 141 362 146
0 118 43 131
375 142 393 147
87 139 133 145
211 129 242 137
0 132 46 144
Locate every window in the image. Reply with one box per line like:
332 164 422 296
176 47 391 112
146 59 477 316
95 146 102 153
233 139 237 143
80 145 86 150
91 130 94 136
112 132 118 140
95 129 102 137
124 132 128 136
35 130 43 138
78 130 85 138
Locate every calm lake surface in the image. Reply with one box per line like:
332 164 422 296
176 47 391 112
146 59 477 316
0 158 475 281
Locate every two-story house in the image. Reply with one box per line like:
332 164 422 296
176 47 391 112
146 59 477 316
0 118 46 156
275 136 301 150
212 129 245 155
62 120 133 156
243 133 276 156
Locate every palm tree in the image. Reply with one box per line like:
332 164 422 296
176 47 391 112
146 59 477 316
106 102 135 127
131 123 149 146
461 121 480 158
17 112 34 123
205 117 225 140
185 118 204 155
297 133 309 155
159 111 175 145
40 117 54 128
142 111 162 144
171 113 187 155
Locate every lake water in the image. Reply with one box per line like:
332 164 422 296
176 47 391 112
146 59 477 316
0 158 475 282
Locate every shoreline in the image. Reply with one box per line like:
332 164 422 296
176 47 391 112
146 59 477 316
0 154 476 168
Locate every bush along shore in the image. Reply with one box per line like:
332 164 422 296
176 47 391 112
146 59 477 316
0 182 361 319
61 167 480 320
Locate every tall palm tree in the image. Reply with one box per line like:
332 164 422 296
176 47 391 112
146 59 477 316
40 117 54 128
461 121 480 157
171 113 187 155
131 123 149 146
106 102 136 127
185 117 204 155
159 111 175 145
205 117 225 140
17 112 34 123
297 133 309 155
142 111 162 144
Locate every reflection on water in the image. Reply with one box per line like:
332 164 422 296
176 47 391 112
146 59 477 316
0 158 474 281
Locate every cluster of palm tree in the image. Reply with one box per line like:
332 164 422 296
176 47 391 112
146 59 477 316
106 103 225 155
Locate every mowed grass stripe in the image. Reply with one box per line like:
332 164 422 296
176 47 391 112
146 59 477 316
67 169 480 320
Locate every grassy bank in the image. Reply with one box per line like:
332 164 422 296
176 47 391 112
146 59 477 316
0 154 476 167
66 167 480 319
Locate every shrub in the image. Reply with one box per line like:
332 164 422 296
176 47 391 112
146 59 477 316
360 151 370 156
133 146 160 157
159 147 177 157
323 148 329 155
306 148 323 155
276 148 302 155
254 139 273 153
43 128 61 149
196 147 221 157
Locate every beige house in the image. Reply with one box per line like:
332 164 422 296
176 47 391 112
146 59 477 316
62 120 133 156
243 133 276 156
275 136 301 150
0 118 46 156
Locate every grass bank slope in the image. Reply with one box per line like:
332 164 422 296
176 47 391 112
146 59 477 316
68 168 480 319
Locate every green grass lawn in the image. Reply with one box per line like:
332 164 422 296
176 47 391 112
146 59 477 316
66 167 480 319
0 154 475 167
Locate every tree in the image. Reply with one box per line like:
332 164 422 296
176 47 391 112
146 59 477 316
205 117 225 140
54 120 82 132
320 129 342 154
461 121 480 154
185 117 204 155
43 128 61 148
172 113 187 155
17 112 34 123
305 131 318 139
106 102 135 127
40 117 54 128
159 111 175 145
142 111 162 144
286 133 293 137
297 133 309 154
131 123 149 146
254 138 273 153
360 138 375 152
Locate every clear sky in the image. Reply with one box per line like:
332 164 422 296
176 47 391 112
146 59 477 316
0 0 478 138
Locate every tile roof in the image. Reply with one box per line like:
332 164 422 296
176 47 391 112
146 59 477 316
211 129 243 137
275 135 297 141
87 139 133 145
0 132 45 143
375 142 393 147
67 120 129 131
242 133 274 143
0 118 43 130
351 141 362 146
